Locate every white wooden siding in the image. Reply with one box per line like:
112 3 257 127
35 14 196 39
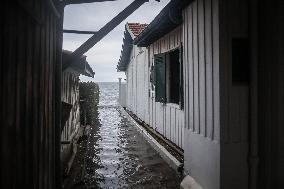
125 26 184 149
183 0 220 140
147 26 184 149
182 1 221 188
183 0 249 188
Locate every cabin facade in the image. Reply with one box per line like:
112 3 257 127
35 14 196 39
1 0 167 188
134 0 284 189
117 23 185 149
60 50 94 172
61 50 94 146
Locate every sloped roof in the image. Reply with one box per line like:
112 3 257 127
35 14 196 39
134 0 192 47
62 50 95 77
117 23 147 71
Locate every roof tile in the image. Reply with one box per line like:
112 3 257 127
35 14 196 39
127 23 148 37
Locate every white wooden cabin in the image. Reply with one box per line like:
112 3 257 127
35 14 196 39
117 23 185 150
61 50 94 150
134 0 284 189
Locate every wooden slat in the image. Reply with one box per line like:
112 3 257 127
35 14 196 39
170 107 175 141
198 0 206 136
193 0 199 133
188 5 194 131
64 0 117 5
1 1 61 187
182 10 188 130
205 0 213 139
212 0 219 141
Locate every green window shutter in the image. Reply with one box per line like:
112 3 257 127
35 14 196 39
154 54 166 103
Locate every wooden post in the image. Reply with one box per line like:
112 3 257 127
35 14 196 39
55 3 64 189
63 0 148 70
249 0 259 188
118 78 122 105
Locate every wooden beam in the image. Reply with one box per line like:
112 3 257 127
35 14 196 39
61 141 71 144
63 0 117 5
63 0 148 70
63 29 98 34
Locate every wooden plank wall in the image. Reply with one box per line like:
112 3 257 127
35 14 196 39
148 26 184 149
125 26 184 149
126 49 136 112
136 47 149 123
257 0 284 188
0 0 62 188
61 71 80 147
219 0 249 188
182 1 221 188
126 46 150 123
183 0 249 188
219 0 249 144
183 0 219 140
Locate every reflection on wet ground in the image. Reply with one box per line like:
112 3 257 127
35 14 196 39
66 83 181 189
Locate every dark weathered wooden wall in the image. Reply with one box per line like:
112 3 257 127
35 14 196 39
61 71 80 147
0 0 62 188
258 0 284 188
218 0 250 188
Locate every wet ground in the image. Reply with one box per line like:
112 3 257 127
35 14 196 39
64 82 181 189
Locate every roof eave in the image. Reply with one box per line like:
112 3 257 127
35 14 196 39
134 0 192 47
116 29 133 72
62 50 95 78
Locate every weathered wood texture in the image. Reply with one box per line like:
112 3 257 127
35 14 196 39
61 71 81 149
126 26 184 149
0 0 62 188
218 0 249 188
257 0 284 188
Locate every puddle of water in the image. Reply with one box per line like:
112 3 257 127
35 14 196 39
78 82 182 189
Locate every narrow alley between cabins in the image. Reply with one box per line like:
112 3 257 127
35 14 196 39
63 83 181 189
2 0 284 189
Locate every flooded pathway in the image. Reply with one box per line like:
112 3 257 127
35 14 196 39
66 82 181 189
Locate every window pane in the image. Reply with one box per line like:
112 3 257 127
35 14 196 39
155 54 166 103
168 49 180 104
232 38 250 83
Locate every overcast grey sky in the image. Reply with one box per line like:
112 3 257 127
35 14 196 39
63 0 170 82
